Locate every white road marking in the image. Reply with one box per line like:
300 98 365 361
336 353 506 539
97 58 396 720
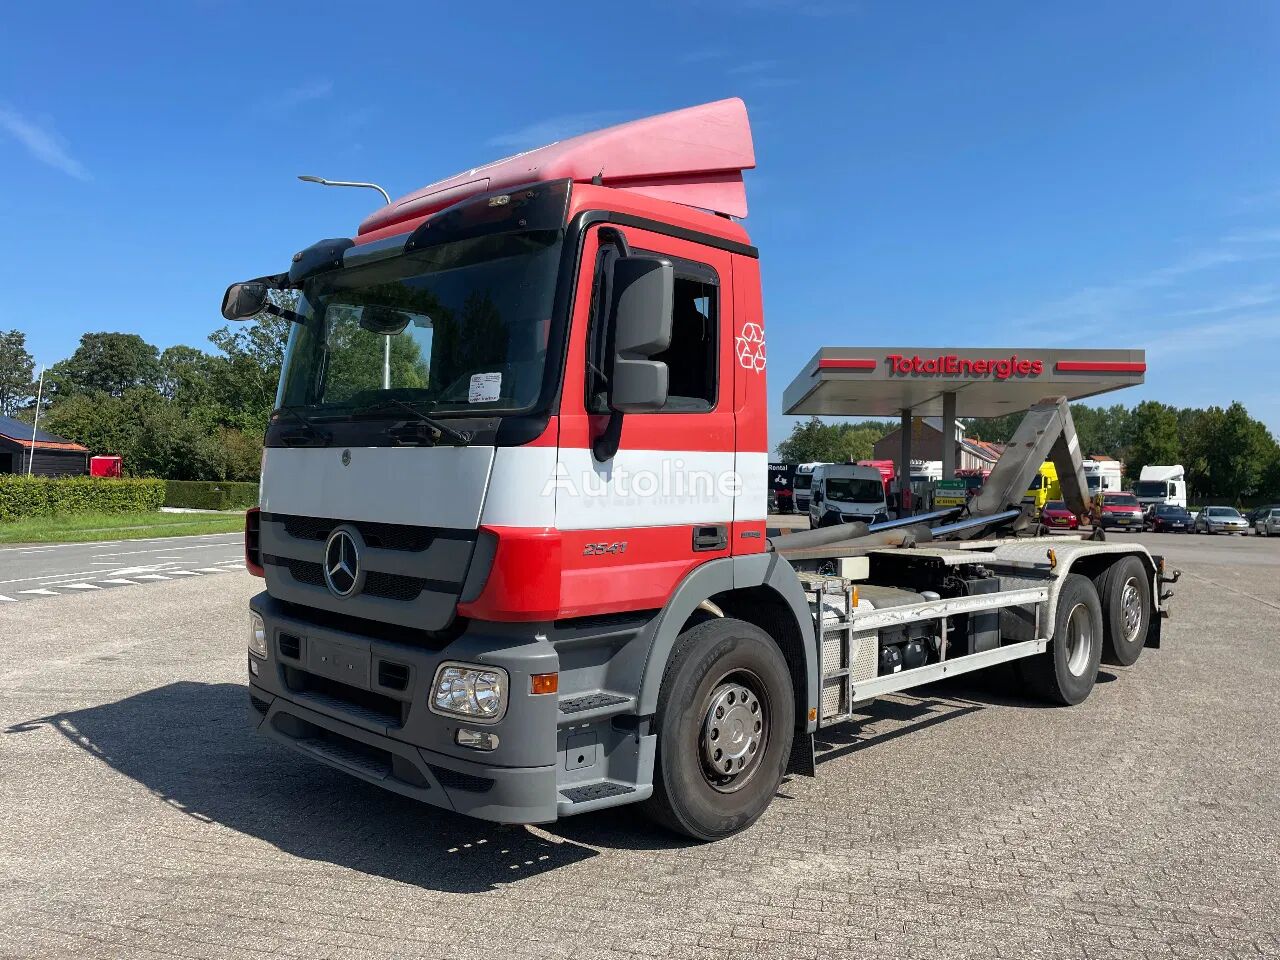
134 574 171 581
19 589 58 596
60 583 101 590
192 568 228 574
0 595 16 602
97 579 138 586
167 571 201 576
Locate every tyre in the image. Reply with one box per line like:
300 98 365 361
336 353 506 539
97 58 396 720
1094 556 1151 667
644 617 794 841
1016 574 1103 706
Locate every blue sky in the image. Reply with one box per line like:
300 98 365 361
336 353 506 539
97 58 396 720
2 1 1279 451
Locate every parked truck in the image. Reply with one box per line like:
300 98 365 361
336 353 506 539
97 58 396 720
1134 465 1187 513
1082 458 1123 496
225 100 1176 841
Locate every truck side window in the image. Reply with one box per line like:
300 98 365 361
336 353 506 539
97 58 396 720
586 250 719 413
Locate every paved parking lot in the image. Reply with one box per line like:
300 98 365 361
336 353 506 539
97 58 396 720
1 530 1278 959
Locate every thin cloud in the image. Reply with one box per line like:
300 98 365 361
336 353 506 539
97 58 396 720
728 59 780 76
0 104 90 181
1222 227 1280 244
486 110 626 151
751 76 801 89
681 48 726 63
736 0 855 16
256 79 333 113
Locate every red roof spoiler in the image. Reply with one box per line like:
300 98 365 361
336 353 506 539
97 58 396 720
358 98 755 236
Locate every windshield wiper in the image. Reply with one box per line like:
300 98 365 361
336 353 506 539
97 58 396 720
273 406 332 445
355 397 471 446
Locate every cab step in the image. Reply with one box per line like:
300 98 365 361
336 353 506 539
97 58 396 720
557 691 635 722
557 778 651 816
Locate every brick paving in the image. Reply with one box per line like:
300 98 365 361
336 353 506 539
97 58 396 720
1 532 1277 959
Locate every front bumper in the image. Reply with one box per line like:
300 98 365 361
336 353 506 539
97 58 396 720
246 592 561 824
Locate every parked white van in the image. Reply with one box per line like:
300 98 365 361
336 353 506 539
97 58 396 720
808 463 891 528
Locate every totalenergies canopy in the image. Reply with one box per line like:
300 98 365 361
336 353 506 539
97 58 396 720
783 347 1146 418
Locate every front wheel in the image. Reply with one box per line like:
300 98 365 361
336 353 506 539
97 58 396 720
644 618 795 841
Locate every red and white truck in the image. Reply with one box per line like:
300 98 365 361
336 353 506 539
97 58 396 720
225 100 1176 840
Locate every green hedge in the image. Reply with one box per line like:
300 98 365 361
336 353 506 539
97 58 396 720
163 480 259 511
0 476 166 523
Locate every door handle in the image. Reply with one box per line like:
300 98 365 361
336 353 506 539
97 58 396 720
692 524 728 552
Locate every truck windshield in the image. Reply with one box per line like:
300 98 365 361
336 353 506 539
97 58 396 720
793 475 813 491
277 230 562 417
825 478 883 503
1133 481 1168 498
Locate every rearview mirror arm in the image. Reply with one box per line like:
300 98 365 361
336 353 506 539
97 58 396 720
259 301 305 325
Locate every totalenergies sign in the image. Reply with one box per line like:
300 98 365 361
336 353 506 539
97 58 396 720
886 353 1044 380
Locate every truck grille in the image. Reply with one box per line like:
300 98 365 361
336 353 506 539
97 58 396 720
268 556 432 602
280 515 441 552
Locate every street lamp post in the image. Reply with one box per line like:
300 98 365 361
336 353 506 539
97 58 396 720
297 175 395 388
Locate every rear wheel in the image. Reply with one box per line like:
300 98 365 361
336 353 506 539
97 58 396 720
1095 556 1151 667
1017 573 1103 705
644 618 794 841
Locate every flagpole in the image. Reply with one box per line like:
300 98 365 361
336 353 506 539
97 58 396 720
28 365 44 477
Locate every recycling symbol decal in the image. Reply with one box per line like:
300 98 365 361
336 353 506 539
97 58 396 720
736 322 767 372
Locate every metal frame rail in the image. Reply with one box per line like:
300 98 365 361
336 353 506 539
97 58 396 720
808 576 1050 726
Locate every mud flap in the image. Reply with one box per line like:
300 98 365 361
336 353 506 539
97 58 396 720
786 731 816 778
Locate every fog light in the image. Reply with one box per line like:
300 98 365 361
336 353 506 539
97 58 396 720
248 658 260 677
430 663 509 722
248 613 267 658
456 728 500 751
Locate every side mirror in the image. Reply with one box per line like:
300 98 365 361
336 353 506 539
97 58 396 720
813 489 824 504
221 282 269 320
608 256 673 412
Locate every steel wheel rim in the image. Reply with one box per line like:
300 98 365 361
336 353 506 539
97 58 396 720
1120 577 1143 643
699 670 770 794
1064 601 1095 677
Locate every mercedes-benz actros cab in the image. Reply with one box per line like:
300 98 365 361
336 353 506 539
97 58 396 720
226 99 1176 840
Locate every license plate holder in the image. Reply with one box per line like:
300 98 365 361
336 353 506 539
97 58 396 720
306 636 371 689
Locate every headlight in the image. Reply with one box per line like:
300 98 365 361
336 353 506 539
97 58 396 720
248 613 268 658
430 663 508 722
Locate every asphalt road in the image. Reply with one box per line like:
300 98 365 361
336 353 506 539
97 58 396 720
0 533 244 603
1 529 1277 959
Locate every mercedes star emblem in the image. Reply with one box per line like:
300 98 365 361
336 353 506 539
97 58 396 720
323 528 361 598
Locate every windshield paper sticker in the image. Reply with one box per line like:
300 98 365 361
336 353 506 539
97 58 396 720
468 372 502 403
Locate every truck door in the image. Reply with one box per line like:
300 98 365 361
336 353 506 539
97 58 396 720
556 223 737 618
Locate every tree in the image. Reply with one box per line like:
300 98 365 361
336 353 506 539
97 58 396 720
46 332 162 399
1183 402 1274 501
776 417 893 463
0 329 35 415
207 302 293 431
962 413 1023 443
159 344 219 408
1125 401 1182 479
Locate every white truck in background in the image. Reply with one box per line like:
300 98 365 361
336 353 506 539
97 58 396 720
1134 465 1188 513
1083 458 1123 496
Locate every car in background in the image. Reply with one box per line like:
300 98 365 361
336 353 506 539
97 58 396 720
1254 507 1280 537
1148 504 1193 533
1194 506 1250 535
1093 492 1145 531
1244 503 1280 528
1040 500 1078 530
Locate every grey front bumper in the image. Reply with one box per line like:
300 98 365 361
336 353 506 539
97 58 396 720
246 591 561 824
